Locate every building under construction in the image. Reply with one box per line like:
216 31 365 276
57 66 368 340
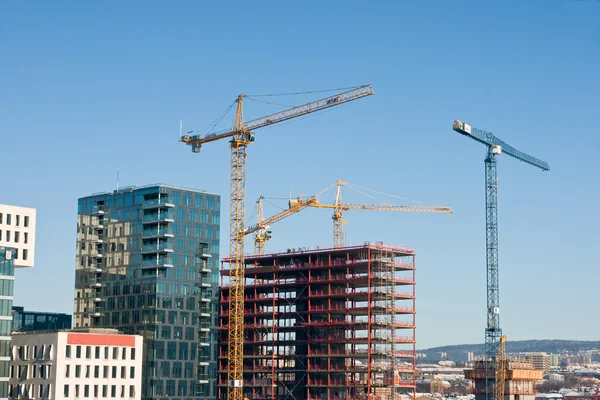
465 359 543 400
218 243 416 400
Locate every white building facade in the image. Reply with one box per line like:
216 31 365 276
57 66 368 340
0 205 36 268
9 329 143 400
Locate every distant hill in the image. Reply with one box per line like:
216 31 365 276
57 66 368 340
419 340 600 362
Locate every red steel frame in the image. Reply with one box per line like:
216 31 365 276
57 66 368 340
218 243 416 400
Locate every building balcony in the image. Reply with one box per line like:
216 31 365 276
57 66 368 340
142 258 173 269
92 222 106 230
142 199 175 209
92 205 105 215
142 227 174 238
142 213 175 224
88 281 104 288
142 243 174 254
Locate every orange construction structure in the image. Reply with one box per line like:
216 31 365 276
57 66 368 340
218 243 416 400
465 359 543 400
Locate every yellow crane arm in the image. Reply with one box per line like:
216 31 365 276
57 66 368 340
179 85 374 146
290 200 453 214
311 203 453 213
245 197 318 236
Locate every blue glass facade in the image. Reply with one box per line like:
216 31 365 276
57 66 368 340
0 247 15 400
73 185 220 400
11 306 72 332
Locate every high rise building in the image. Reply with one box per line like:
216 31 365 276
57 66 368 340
73 184 220 400
12 306 72 332
0 204 37 400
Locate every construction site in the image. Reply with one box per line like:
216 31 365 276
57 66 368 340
178 85 550 400
218 243 416 400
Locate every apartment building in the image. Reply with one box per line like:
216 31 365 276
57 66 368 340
9 329 143 400
73 184 220 400
0 204 37 400
0 205 36 268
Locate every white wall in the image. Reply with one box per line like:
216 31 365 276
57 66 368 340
0 205 36 268
9 331 143 400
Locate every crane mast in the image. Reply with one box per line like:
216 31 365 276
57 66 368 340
180 86 373 400
452 120 549 400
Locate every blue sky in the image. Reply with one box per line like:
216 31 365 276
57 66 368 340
0 1 598 349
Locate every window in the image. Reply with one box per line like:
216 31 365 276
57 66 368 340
94 385 99 398
122 347 126 360
65 365 70 378
95 346 100 359
86 365 90 378
112 366 117 379
0 213 2 224
16 215 20 227
23 250 28 261
85 345 91 359
5 231 9 242
102 385 107 398
6 214 10 225
120 366 125 379
94 366 100 378
24 232 28 244
130 348 135 360
113 347 118 359
103 366 108 379
129 366 135 379
63 385 69 398
14 231 19 243
75 385 80 398
24 216 29 227
76 345 81 358
65 345 71 358
0 231 2 241
111 385 116 398
84 385 90 398
104 346 109 359
129 386 135 398
75 365 81 378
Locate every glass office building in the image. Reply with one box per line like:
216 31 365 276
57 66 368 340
11 306 72 332
73 184 220 400
0 247 15 400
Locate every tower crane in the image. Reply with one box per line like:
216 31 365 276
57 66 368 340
180 85 374 400
452 120 549 400
291 179 454 247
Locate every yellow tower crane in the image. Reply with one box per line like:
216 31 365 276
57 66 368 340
290 179 453 247
179 85 374 400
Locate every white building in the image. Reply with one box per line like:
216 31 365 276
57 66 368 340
0 205 36 268
9 329 143 400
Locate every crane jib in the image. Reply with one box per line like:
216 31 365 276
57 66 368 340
181 85 374 145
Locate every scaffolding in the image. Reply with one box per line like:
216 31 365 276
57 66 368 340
218 243 416 400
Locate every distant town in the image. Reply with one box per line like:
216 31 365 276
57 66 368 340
415 344 600 400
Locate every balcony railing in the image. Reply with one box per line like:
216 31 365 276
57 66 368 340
142 213 174 223
142 243 174 253
142 258 173 269
143 198 175 208
142 228 174 237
